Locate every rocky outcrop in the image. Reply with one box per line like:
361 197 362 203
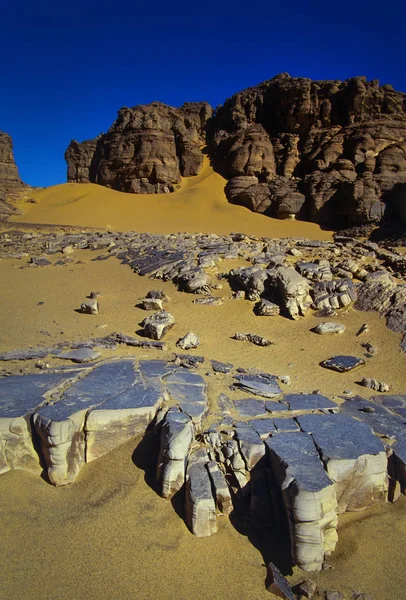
0 132 28 218
210 74 406 227
0 132 24 195
65 102 212 193
65 74 406 228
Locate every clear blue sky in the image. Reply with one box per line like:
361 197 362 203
1 0 405 187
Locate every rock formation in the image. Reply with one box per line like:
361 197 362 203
0 132 28 218
65 102 212 193
210 74 406 227
65 74 406 228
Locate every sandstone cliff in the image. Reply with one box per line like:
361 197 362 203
0 132 27 219
65 102 212 193
65 75 406 228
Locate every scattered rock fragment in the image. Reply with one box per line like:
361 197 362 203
254 298 280 316
234 373 282 398
361 378 390 392
141 310 175 340
361 342 377 356
321 355 365 373
176 332 200 350
211 360 233 374
232 333 273 346
313 322 345 335
80 297 99 314
54 348 101 363
193 297 224 306
266 562 296 600
142 297 163 310
295 580 317 599
356 323 369 336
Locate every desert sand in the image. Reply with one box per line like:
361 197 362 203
10 158 333 240
1 164 406 600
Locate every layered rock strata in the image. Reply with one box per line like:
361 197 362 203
65 74 406 228
65 102 212 193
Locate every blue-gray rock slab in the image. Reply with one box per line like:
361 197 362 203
139 359 175 379
233 398 267 417
372 394 406 420
285 393 338 413
165 383 207 404
164 371 205 386
234 373 282 398
0 371 83 419
249 418 276 438
340 396 406 441
85 384 164 462
36 359 140 422
54 348 101 363
266 432 333 493
297 414 385 461
297 413 388 512
273 418 300 432
185 460 217 537
320 355 366 372
265 401 290 413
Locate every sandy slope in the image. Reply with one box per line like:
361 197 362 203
10 158 333 239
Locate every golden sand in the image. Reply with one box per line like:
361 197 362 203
10 158 333 240
1 166 406 600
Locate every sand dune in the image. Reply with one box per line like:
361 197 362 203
10 159 333 240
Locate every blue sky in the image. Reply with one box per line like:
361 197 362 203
1 0 405 187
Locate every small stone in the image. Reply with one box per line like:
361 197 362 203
80 298 99 315
295 580 317 599
325 592 344 600
176 332 200 350
313 322 345 335
146 290 169 302
356 323 369 336
141 310 175 340
266 562 295 600
211 360 233 374
62 245 74 255
232 290 245 300
90 291 102 299
278 375 291 385
288 247 303 257
361 378 390 393
193 297 224 306
142 297 163 311
254 299 280 316
361 342 377 355
232 333 273 347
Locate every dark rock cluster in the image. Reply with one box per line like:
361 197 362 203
65 74 406 228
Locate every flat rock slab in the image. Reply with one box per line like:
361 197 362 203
233 398 267 417
298 413 387 512
55 348 101 363
372 394 406 420
265 401 290 413
285 393 338 413
0 370 82 475
234 373 282 398
320 355 365 372
273 417 300 432
249 418 276 438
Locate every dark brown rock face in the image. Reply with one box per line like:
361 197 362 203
0 132 27 219
66 102 212 193
209 74 406 226
0 132 24 195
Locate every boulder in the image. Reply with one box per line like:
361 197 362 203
141 310 175 340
